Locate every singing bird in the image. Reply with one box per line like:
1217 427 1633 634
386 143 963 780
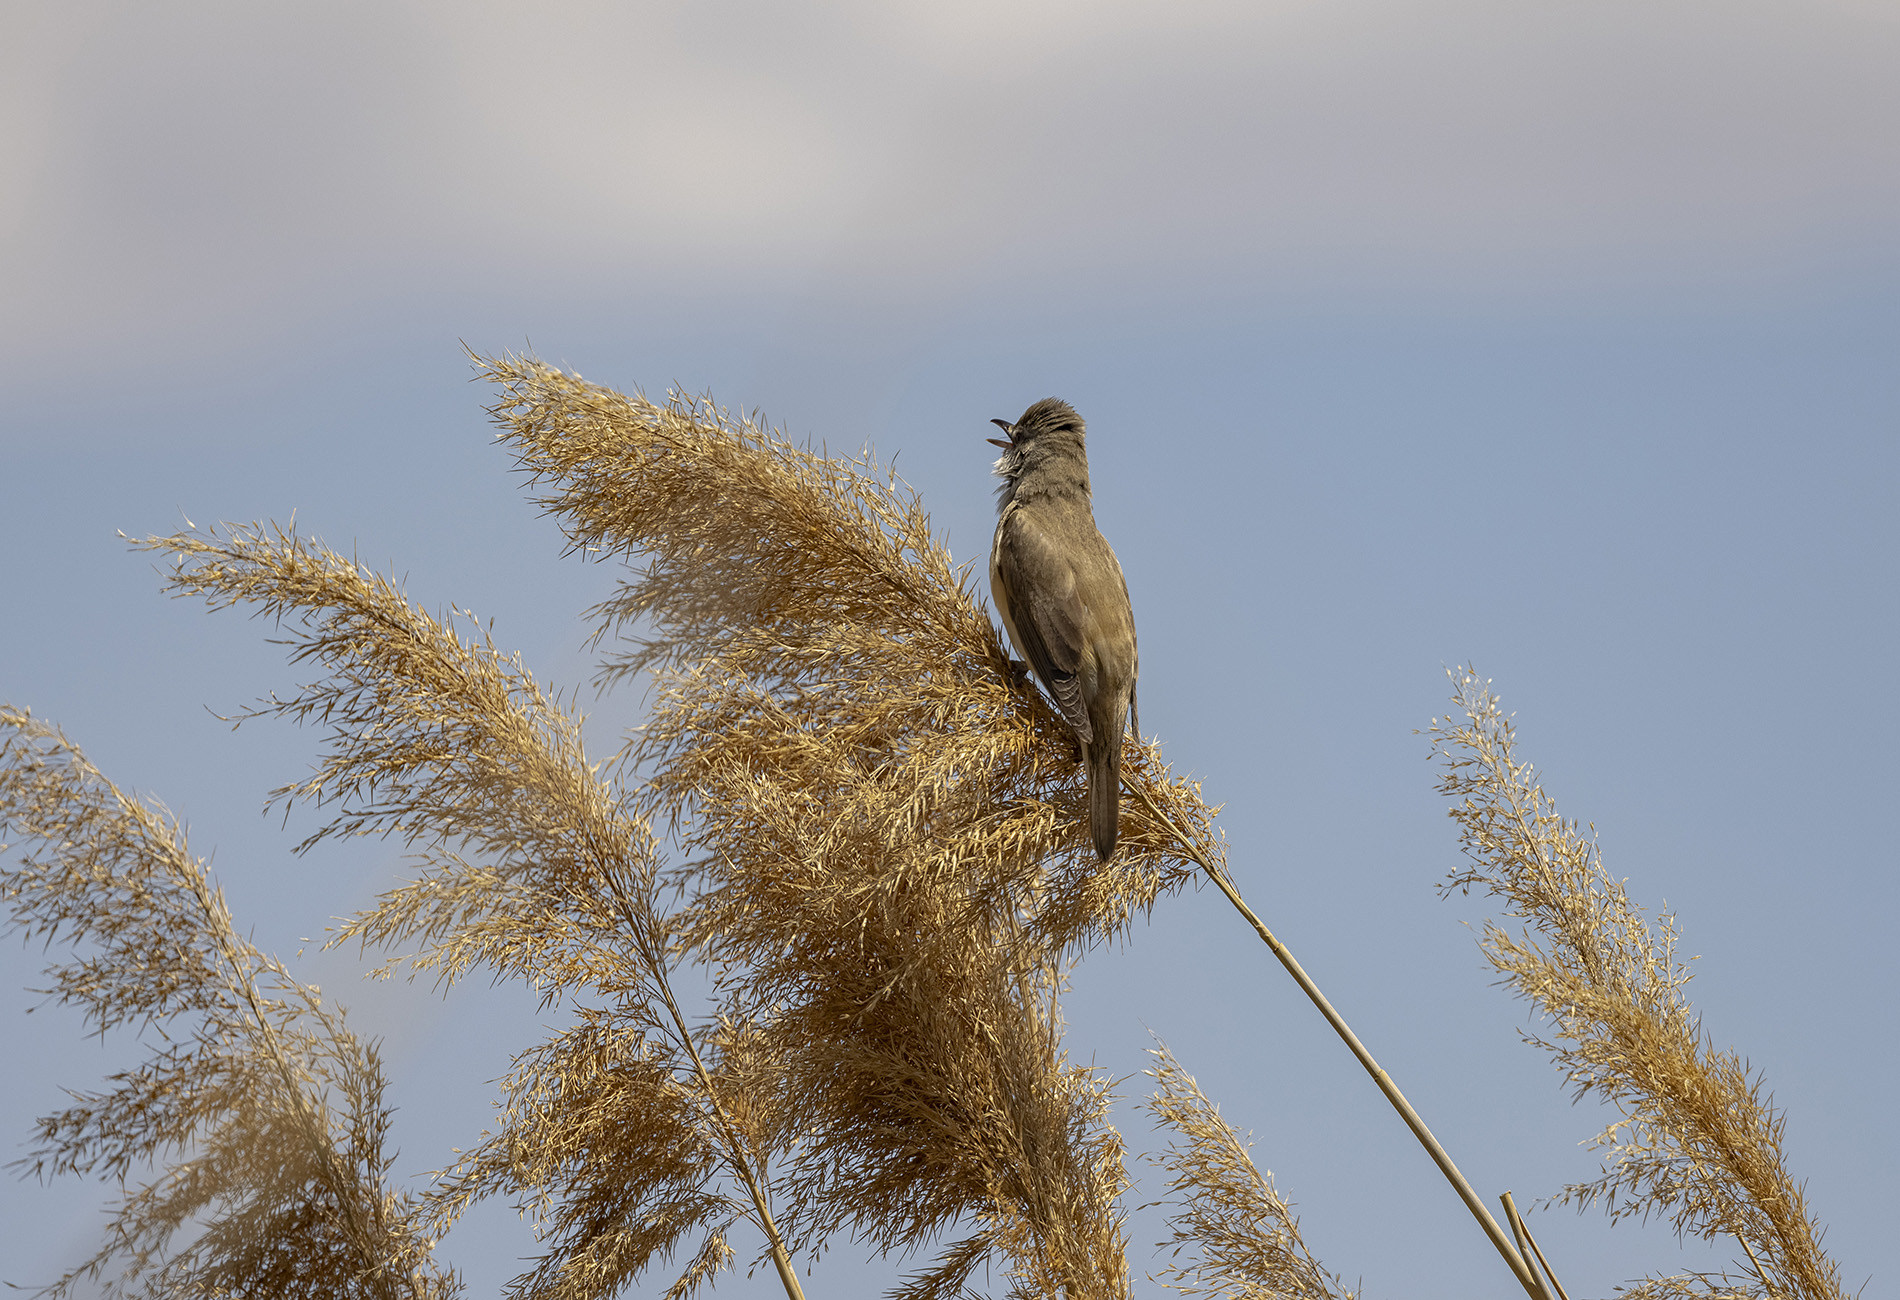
988 398 1139 860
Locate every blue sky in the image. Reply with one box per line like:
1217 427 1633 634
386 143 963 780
3 3 1896 1296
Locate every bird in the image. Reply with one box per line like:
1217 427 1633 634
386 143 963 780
987 397 1139 860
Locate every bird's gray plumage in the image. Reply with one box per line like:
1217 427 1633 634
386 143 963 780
988 398 1139 860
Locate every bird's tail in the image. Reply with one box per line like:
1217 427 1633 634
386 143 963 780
1086 715 1124 862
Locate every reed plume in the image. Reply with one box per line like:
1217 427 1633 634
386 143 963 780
0 707 454 1300
131 522 794 1300
479 352 1216 956
121 331 1226 1295
1142 1042 1355 1300
1428 669 1846 1300
477 353 1231 1295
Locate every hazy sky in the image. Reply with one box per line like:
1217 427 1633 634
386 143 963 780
3 3 1896 1297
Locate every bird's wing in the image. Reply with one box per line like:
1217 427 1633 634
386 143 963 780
996 506 1093 741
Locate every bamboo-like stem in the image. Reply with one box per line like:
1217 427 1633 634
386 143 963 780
1500 1192 1567 1300
1121 775 1552 1300
1500 1195 1548 1300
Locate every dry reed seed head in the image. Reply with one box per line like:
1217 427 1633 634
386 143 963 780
475 354 1219 1293
748 894 1132 1298
0 707 454 1300
1427 669 1846 1300
640 712 1138 1295
129 522 665 991
1141 1042 1355 1300
426 1011 746 1300
125 524 784 1299
477 353 1214 959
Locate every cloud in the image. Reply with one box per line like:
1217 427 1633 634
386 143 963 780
4 0 1898 364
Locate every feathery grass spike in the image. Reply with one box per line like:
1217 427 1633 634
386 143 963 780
130 522 800 1300
1429 668 1847 1300
475 354 1226 1296
1144 1040 1357 1300
0 707 455 1300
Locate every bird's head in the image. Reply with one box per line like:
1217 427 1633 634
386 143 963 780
987 398 1087 494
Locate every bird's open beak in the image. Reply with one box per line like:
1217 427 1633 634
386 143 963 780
986 418 1015 449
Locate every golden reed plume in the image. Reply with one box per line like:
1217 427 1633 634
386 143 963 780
127 520 793 1300
1142 1040 1357 1300
475 353 1227 1298
1429 669 1847 1300
0 708 454 1300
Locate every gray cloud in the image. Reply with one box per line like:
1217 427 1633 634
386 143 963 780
5 0 1899 361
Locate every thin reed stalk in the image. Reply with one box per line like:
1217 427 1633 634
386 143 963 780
1118 776 1553 1300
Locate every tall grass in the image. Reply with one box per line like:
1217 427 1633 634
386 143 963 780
0 708 453 1300
1 358 1853 1299
1429 670 1847 1300
1142 1041 1356 1300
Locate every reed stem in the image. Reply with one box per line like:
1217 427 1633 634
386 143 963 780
1501 1191 1567 1300
1122 776 1557 1300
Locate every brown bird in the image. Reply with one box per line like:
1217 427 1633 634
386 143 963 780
987 398 1139 860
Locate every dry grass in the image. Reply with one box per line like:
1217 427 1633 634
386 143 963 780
128 521 789 1300
1142 1042 1356 1300
32 346 1228 1298
479 353 1216 958
0 707 454 1300
1428 669 1847 1300
9 352 1847 1300
477 353 1229 1296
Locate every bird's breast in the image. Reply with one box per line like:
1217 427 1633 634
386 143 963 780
990 518 1028 666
